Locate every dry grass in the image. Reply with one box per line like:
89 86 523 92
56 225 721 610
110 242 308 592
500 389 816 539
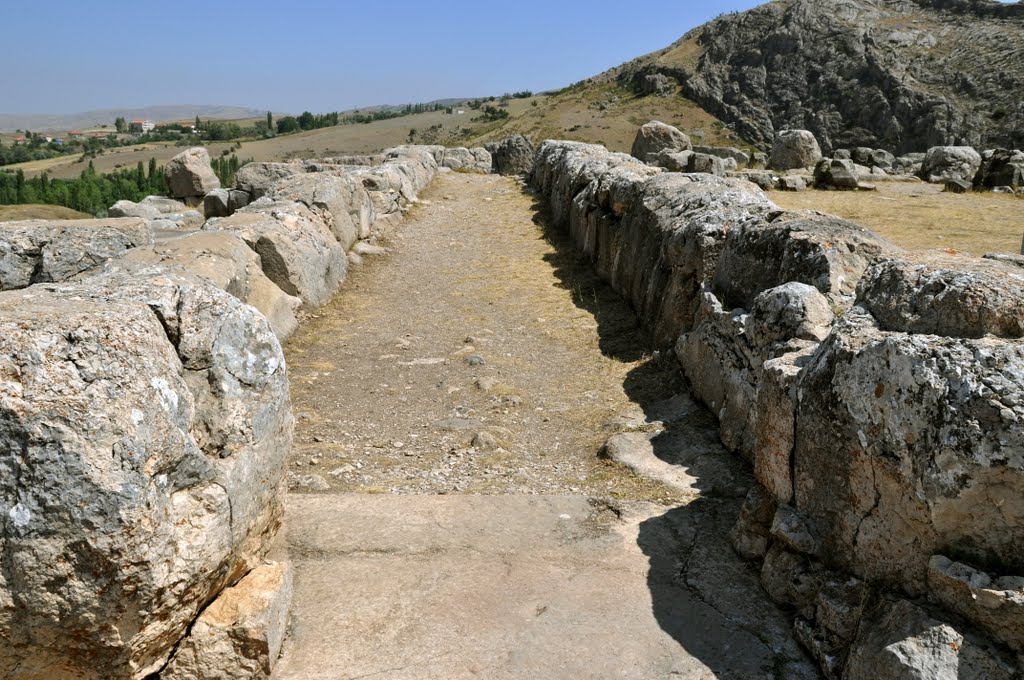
0 204 92 220
770 182 1024 255
655 36 706 71
465 81 744 152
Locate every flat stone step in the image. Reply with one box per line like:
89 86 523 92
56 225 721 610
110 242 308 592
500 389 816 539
273 493 817 679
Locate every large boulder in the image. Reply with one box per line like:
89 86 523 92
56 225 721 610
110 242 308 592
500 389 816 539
205 200 346 307
770 130 823 171
857 252 1024 339
793 306 1024 595
165 147 221 199
814 158 860 189
234 162 305 199
440 147 491 173
0 218 153 290
95 230 302 340
630 121 692 163
711 211 898 311
0 274 291 679
490 135 536 176
920 146 982 183
269 172 375 250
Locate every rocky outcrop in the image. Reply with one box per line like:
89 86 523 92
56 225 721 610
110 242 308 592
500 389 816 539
975 148 1024 190
533 139 1023 678
630 121 692 164
165 147 221 199
0 218 153 290
615 0 1024 154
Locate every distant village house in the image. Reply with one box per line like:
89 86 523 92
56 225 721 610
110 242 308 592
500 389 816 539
128 119 156 133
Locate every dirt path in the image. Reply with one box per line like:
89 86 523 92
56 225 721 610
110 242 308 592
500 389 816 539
284 171 688 501
274 172 818 679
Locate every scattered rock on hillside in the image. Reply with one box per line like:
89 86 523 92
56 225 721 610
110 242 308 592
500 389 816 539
640 72 675 96
770 130 822 171
165 147 221 198
631 121 692 163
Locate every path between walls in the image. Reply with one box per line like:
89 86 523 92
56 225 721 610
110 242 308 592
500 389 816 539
273 172 820 679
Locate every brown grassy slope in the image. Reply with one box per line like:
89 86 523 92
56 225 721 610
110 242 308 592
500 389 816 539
0 204 92 220
463 81 744 153
771 182 1024 255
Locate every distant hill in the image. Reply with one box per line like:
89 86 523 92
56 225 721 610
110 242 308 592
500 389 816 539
0 105 274 132
610 0 1024 153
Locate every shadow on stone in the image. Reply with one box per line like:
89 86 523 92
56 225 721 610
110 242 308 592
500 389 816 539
530 190 820 679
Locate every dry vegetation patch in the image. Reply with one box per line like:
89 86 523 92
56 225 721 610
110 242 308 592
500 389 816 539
770 181 1024 255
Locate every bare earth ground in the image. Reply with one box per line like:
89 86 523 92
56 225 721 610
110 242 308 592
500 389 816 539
275 172 818 679
770 181 1024 255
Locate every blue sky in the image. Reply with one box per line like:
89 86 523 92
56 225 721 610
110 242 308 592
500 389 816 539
2 0 770 114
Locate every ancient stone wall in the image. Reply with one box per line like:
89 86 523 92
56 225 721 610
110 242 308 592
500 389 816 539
533 140 1024 678
0 145 447 679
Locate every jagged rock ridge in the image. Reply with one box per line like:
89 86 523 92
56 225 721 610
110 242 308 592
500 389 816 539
615 0 1024 154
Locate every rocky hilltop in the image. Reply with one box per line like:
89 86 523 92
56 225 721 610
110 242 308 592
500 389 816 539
616 0 1024 153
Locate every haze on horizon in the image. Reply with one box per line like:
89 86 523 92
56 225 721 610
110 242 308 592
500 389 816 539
3 0 771 116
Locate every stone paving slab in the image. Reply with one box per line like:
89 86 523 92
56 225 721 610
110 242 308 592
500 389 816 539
274 493 816 680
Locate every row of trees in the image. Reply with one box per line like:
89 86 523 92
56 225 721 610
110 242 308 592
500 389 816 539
210 154 248 187
0 159 167 215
